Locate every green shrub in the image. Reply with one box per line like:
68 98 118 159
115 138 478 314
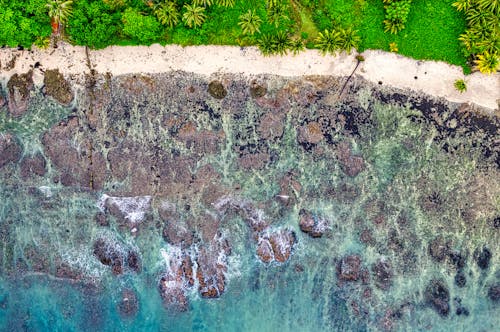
122 8 162 43
454 79 467 92
383 0 412 34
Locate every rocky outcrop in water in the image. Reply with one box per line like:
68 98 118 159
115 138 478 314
43 69 74 105
0 133 22 168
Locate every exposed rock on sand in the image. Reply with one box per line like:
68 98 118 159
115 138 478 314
6 71 33 117
43 69 74 105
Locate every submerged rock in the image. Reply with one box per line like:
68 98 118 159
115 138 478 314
0 133 22 168
196 236 230 298
118 289 139 318
428 236 450 262
43 69 74 105
337 255 362 282
336 141 365 177
298 121 324 145
20 153 46 179
372 258 393 290
7 71 33 117
474 246 491 270
93 238 124 275
487 284 500 303
256 229 296 263
298 209 329 238
425 279 450 317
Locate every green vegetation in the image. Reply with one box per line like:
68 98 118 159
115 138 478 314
453 0 499 74
454 78 467 92
0 0 497 73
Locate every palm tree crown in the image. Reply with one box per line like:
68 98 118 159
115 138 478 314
182 4 206 28
238 10 262 35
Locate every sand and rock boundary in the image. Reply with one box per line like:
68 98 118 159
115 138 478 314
0 44 498 111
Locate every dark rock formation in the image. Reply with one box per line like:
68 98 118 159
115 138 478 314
256 229 296 263
43 69 74 105
196 237 231 298
428 236 450 262
298 122 324 145
337 255 362 282
372 259 393 290
127 250 141 273
299 209 329 237
249 80 267 98
258 112 285 141
425 279 450 317
93 238 124 275
0 133 22 168
162 220 194 248
7 71 33 117
208 81 227 99
474 246 491 270
20 153 46 179
118 289 139 318
488 284 500 303
42 117 107 189
336 141 365 177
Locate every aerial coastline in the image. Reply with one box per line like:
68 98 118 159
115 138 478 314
1 44 499 110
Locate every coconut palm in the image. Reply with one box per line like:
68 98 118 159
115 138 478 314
238 10 262 35
257 33 275 56
193 0 213 7
452 0 473 12
155 2 179 28
267 3 288 28
477 0 500 15
289 38 304 55
474 51 499 74
273 31 291 55
46 0 73 34
216 0 235 7
339 27 360 54
315 29 342 55
182 4 206 28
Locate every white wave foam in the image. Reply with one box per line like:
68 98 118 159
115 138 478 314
97 194 152 224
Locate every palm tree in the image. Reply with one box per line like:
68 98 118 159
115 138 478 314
193 0 213 7
238 10 262 35
155 2 180 28
257 34 276 56
477 0 500 15
474 51 499 74
182 4 206 28
289 38 304 55
216 0 235 7
452 0 473 12
46 0 73 35
339 27 360 54
273 31 291 55
315 29 342 55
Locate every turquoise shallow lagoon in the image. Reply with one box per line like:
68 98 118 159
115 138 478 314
0 72 498 331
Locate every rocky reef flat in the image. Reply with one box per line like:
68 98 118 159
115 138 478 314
0 48 499 331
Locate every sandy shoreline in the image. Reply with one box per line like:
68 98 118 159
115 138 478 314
0 44 499 110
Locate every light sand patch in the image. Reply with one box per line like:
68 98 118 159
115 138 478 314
0 44 498 110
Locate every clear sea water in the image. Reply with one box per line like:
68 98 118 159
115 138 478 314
0 73 498 331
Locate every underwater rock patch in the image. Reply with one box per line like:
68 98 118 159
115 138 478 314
0 133 22 168
336 141 365 177
337 255 362 282
474 246 491 270
372 258 393 290
299 209 329 238
425 279 450 317
257 229 296 263
20 153 46 179
118 289 139 318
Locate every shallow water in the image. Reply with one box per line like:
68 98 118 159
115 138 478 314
0 72 498 331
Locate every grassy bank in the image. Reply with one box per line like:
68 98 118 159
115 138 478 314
0 0 488 72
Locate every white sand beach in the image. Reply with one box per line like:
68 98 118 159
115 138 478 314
1 44 499 110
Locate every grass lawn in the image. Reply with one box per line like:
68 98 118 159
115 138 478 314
357 0 468 70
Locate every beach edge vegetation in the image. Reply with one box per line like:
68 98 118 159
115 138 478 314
0 0 498 74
